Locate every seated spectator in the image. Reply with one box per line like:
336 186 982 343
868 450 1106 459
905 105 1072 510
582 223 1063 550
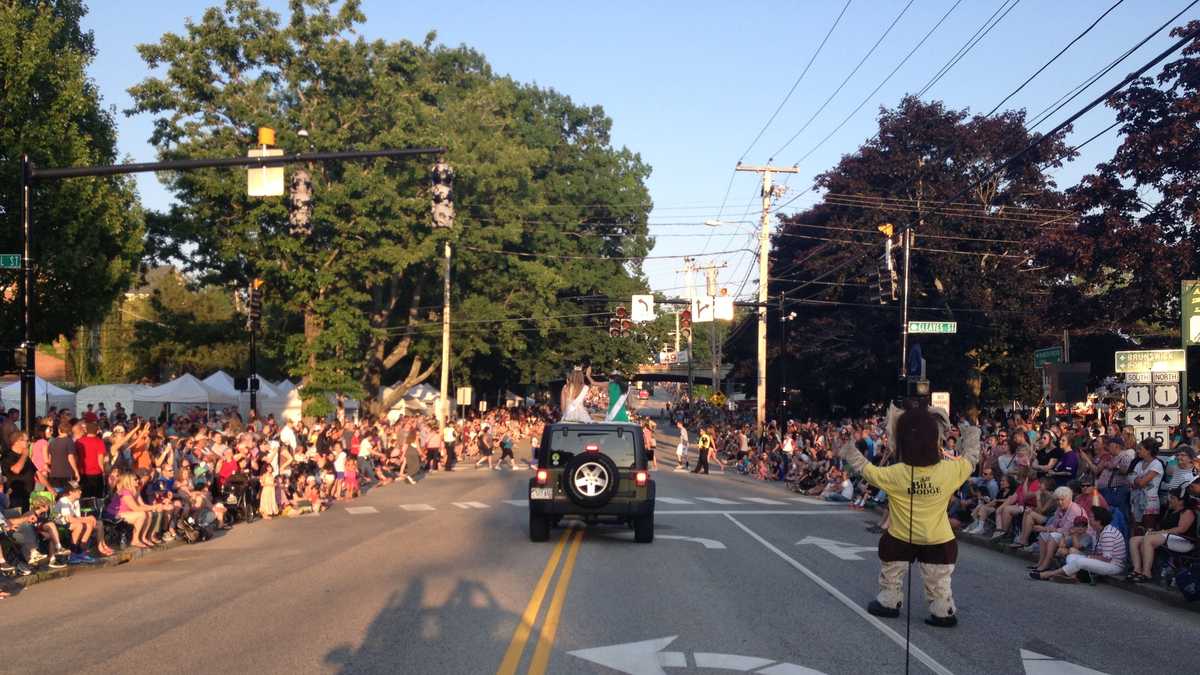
1031 486 1086 572
1032 507 1126 583
1008 479 1057 548
1126 486 1197 583
965 475 1016 535
113 472 164 549
820 467 853 502
56 481 109 560
28 493 68 568
991 468 1040 540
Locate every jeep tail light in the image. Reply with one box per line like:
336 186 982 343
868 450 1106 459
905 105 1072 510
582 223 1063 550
536 469 549 486
585 443 600 453
635 471 648 487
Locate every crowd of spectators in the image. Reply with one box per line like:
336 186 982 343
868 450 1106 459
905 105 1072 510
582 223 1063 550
670 394 1200 595
0 400 549 599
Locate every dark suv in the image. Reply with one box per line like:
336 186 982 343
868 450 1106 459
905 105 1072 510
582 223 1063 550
528 422 655 543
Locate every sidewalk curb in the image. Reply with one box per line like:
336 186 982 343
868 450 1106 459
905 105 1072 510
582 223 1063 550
711 466 1199 612
3 539 186 591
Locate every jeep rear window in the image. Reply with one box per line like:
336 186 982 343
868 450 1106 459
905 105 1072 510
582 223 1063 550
545 428 637 469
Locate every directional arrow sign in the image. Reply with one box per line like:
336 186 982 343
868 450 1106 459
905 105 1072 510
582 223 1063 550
1153 384 1180 408
797 536 877 561
1128 410 1151 425
1021 649 1110 675
1153 409 1180 427
1125 385 1150 408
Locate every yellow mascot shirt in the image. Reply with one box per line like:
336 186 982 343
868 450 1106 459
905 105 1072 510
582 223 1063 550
862 458 973 546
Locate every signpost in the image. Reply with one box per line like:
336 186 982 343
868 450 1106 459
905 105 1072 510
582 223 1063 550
932 391 950 413
1034 346 1063 369
907 321 956 334
1120 352 1184 447
0 254 19 270
1115 349 1185 373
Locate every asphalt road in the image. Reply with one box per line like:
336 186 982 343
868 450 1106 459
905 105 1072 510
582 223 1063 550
4 413 1198 674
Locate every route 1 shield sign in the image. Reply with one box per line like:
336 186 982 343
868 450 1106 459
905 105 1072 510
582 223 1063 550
1125 384 1151 409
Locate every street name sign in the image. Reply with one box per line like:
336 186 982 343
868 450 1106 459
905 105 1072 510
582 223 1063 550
0 254 19 269
908 321 957 334
1034 346 1063 369
1114 349 1185 373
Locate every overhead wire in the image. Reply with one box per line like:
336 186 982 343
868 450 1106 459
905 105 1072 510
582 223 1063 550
915 0 1022 98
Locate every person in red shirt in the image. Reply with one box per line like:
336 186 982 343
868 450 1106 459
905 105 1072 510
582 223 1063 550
75 422 108 499
82 404 99 425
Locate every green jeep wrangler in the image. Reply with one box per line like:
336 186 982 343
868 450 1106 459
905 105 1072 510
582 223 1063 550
528 422 655 543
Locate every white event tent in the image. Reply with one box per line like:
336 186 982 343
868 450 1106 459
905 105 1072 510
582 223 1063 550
74 384 148 417
0 377 77 416
133 373 240 417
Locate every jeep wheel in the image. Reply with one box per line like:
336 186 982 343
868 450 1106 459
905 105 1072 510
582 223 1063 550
633 513 654 543
561 452 620 508
529 512 550 542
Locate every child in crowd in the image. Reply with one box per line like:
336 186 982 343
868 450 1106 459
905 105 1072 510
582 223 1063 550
344 456 361 499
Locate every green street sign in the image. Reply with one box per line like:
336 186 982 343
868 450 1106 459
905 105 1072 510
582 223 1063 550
1034 346 1063 368
0 254 19 269
1184 280 1200 347
908 321 957 334
1115 349 1186 373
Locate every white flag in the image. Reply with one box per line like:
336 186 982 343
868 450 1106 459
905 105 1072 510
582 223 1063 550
631 294 655 323
714 296 734 321
693 296 715 323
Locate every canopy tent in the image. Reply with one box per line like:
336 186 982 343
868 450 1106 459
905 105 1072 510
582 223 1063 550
258 387 360 423
74 384 147 417
201 371 240 398
274 379 296 393
0 377 76 416
133 374 240 418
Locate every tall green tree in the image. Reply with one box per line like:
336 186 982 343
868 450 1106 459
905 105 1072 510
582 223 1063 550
0 0 144 343
128 0 653 414
765 97 1071 414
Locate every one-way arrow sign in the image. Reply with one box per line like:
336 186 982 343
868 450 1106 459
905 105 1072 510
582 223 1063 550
1129 411 1151 425
797 536 877 561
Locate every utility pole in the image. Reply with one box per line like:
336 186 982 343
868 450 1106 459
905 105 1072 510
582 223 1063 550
699 261 727 395
677 257 697 402
431 160 455 429
735 163 799 434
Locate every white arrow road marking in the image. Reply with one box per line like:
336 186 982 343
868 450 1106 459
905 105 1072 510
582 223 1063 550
399 504 435 511
1021 649 1110 675
452 501 490 509
656 535 726 550
696 497 740 504
656 497 694 504
502 499 527 506
797 536 878 561
345 506 378 515
568 637 829 675
693 653 774 669
742 497 787 505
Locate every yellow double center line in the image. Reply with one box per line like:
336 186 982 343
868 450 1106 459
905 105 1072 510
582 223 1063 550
496 527 585 675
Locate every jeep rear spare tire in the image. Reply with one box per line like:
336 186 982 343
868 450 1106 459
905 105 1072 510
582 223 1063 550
561 451 619 508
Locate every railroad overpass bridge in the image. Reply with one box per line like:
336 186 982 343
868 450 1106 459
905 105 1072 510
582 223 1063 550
631 362 734 386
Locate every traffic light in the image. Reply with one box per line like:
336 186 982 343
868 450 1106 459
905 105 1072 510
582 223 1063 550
610 306 631 337
680 309 692 340
248 278 264 325
430 159 455 229
288 169 313 237
877 238 897 304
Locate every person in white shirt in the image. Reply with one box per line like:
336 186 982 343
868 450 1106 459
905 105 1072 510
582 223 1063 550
279 418 298 454
442 423 458 471
675 421 689 471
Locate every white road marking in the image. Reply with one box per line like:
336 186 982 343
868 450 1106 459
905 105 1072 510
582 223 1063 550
399 504 435 511
655 535 726 550
797 536 878 561
696 497 741 505
503 499 527 506
725 514 955 675
693 653 775 670
1021 649 1110 675
452 501 491 509
787 496 831 506
656 497 694 504
742 497 787 505
345 506 379 515
655 510 859 516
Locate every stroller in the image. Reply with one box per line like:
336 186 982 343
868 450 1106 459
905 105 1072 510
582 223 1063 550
219 473 258 525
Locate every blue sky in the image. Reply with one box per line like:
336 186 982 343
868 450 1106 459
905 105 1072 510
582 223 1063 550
83 0 1196 295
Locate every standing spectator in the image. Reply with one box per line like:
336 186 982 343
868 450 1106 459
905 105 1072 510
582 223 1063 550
675 421 689 471
47 421 79 490
1097 438 1135 520
2 430 36 511
75 423 107 500
1131 438 1165 533
442 421 458 471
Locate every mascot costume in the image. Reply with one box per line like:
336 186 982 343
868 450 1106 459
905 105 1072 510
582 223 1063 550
839 402 979 627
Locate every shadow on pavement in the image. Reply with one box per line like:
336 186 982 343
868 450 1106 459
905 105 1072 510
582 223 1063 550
325 575 514 674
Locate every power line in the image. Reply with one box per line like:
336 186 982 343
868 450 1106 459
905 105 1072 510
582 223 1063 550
916 0 1022 98
984 0 1125 117
820 194 1074 226
823 191 1072 217
767 0 916 161
458 245 755 261
771 231 1026 258
739 0 854 163
778 218 1030 244
795 0 965 165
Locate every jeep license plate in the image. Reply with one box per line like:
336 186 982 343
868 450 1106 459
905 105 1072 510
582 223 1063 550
530 487 553 500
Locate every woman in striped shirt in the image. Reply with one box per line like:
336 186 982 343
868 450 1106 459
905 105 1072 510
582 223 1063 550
1030 507 1125 582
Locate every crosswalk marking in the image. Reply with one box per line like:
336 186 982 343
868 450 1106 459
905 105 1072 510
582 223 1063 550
400 504 436 511
696 497 741 505
346 506 379 515
453 501 491 509
788 496 830 506
656 497 694 504
503 499 527 506
742 497 787 505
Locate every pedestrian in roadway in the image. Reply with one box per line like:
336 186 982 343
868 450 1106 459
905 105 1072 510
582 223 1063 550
642 420 659 470
442 422 458 471
475 423 496 470
693 426 713 475
675 421 689 471
838 401 980 628
497 426 520 470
